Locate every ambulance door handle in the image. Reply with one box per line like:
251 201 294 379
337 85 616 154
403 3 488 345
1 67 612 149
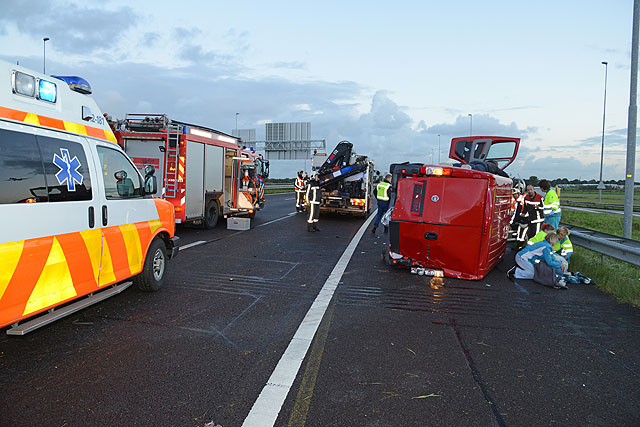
88 206 95 228
102 205 108 226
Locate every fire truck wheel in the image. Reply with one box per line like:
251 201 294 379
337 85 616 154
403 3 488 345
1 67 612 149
135 238 167 292
203 201 219 229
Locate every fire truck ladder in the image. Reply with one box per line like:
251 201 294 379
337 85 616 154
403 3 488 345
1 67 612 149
164 123 182 198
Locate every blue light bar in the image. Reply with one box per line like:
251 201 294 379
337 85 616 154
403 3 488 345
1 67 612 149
51 75 92 94
38 79 57 103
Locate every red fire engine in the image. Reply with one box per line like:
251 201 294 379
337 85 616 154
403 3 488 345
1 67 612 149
384 136 519 280
110 114 268 228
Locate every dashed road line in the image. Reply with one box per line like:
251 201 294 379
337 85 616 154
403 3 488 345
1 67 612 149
242 210 377 427
179 240 207 251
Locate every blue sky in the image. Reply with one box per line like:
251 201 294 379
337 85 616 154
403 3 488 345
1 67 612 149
1 0 637 179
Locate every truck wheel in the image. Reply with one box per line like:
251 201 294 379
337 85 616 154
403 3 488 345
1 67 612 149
135 238 167 292
203 201 219 229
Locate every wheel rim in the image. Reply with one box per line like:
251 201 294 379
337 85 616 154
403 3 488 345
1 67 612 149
152 248 165 281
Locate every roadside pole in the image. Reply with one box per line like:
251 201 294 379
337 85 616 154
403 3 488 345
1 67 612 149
624 0 639 239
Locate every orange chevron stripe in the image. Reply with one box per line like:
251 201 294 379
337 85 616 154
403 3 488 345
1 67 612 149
0 236 54 324
136 221 153 262
102 226 131 280
56 232 98 295
0 105 116 144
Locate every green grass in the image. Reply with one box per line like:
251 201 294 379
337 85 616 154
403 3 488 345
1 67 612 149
559 189 640 205
264 188 294 194
560 209 640 307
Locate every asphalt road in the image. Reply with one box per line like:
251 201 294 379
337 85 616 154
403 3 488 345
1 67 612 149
1 192 639 426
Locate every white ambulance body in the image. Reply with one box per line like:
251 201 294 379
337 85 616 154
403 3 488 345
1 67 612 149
0 59 179 334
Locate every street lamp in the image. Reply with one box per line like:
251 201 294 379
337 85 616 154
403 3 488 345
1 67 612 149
598 61 608 203
437 134 441 163
235 112 239 136
468 113 472 136
43 37 49 74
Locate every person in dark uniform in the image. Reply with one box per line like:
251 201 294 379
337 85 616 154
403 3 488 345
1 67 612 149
306 174 320 232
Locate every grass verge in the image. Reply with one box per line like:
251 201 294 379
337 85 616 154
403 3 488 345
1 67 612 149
560 209 640 307
264 188 294 194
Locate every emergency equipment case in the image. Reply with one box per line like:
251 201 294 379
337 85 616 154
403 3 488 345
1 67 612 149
385 136 519 280
0 60 179 334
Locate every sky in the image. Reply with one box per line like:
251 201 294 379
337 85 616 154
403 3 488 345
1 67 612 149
0 0 638 180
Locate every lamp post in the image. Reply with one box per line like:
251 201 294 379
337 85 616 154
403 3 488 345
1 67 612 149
437 134 441 163
43 37 49 74
598 61 608 203
235 112 239 136
468 113 472 136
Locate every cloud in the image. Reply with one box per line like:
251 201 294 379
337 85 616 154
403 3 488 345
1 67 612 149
271 61 307 70
580 128 632 147
0 0 138 54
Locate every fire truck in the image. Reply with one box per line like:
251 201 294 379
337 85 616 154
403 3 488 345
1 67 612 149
312 141 374 217
110 114 268 228
383 136 519 280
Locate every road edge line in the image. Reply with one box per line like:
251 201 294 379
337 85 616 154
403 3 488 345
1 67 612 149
242 209 378 427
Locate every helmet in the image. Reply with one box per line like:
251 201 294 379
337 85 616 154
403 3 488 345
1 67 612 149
512 179 525 194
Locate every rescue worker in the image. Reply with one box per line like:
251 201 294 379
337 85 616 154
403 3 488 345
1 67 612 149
528 223 555 245
294 170 305 212
553 226 574 265
507 232 566 286
513 184 545 247
306 173 321 232
539 179 561 230
372 174 392 234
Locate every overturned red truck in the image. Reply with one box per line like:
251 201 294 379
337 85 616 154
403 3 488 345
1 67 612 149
383 136 520 280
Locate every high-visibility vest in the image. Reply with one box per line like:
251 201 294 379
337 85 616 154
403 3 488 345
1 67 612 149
376 181 391 201
295 176 305 191
543 189 561 215
527 230 547 245
553 236 574 259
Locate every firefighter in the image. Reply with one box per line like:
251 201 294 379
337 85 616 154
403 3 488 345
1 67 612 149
372 174 392 234
523 184 545 240
294 170 305 212
306 173 321 232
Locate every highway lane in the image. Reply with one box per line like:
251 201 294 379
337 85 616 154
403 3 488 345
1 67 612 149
1 194 639 426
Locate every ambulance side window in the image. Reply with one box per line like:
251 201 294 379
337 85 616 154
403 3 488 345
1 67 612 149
37 136 93 202
96 146 143 199
0 129 47 204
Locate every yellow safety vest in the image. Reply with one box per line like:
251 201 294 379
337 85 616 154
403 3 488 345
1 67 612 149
376 181 391 201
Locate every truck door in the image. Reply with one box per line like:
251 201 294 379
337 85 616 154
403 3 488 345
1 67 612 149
185 141 205 220
449 136 520 169
93 143 159 284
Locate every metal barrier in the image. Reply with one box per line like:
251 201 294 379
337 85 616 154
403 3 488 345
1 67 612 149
265 184 294 190
563 200 639 212
562 223 640 267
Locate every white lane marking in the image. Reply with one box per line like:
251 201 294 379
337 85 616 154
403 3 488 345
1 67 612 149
242 209 377 427
285 198 294 200
179 240 207 251
254 212 299 228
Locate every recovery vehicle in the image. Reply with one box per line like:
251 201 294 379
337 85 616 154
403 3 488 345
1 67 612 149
313 140 374 217
383 136 519 280
110 114 268 228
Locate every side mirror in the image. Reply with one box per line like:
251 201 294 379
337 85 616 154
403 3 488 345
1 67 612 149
114 170 126 182
144 175 157 195
144 164 156 177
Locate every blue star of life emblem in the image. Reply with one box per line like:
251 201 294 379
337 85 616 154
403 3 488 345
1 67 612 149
53 148 83 191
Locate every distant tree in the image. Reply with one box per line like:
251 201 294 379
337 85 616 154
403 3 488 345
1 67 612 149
571 179 581 185
588 179 597 184
560 177 569 184
528 175 539 186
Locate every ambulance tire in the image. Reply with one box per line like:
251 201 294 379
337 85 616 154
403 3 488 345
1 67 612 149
203 201 219 229
135 238 167 292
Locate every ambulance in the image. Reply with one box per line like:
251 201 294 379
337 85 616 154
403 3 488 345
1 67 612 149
0 60 179 335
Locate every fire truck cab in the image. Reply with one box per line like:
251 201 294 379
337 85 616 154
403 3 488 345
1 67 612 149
112 114 267 227
0 60 179 334
385 136 519 280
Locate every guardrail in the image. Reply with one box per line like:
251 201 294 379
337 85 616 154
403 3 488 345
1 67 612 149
561 223 640 267
265 184 294 189
563 200 639 212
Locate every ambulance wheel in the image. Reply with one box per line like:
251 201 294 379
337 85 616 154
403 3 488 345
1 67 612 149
135 238 167 292
203 201 219 229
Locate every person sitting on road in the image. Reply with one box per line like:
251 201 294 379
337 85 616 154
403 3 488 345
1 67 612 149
539 179 561 230
508 232 565 281
527 223 555 245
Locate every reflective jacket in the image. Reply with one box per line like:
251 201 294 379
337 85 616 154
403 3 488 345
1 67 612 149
527 230 547 245
553 236 573 261
295 176 305 191
376 181 391 201
543 189 561 215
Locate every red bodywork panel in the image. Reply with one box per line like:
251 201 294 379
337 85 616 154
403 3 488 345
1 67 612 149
389 136 519 280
